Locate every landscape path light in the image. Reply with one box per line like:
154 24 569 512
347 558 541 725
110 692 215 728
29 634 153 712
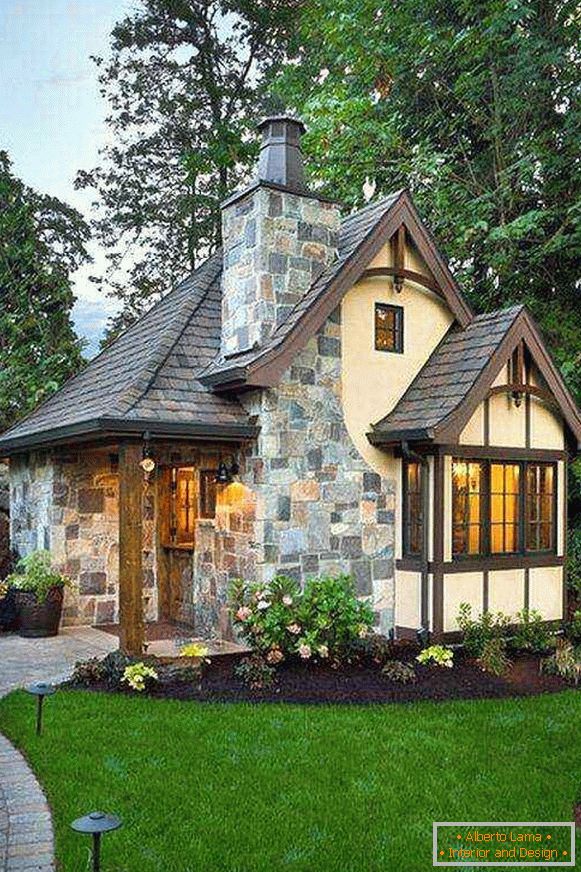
71 811 122 872
25 682 55 736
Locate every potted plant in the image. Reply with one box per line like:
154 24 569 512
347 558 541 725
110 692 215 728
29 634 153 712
6 550 73 638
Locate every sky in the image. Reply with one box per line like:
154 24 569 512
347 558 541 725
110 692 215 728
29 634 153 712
0 0 132 355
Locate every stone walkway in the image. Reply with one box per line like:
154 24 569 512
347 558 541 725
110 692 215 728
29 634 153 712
0 627 118 870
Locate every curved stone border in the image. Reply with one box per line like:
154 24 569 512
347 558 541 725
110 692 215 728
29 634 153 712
0 734 54 871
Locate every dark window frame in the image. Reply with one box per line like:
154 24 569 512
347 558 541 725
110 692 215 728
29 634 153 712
402 460 423 558
451 458 557 561
451 459 486 558
374 303 404 354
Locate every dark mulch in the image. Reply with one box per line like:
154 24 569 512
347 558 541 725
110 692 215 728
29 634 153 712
79 649 572 705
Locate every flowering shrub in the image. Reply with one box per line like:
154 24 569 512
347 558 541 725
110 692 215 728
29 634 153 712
122 662 158 692
417 645 454 668
229 574 374 664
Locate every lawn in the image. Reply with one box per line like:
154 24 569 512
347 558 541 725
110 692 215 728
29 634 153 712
0 689 579 872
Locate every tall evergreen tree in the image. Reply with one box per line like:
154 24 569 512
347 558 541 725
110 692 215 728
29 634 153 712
77 0 298 338
275 0 581 400
0 151 89 432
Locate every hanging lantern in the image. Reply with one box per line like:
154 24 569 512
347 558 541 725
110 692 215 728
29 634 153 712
215 462 231 484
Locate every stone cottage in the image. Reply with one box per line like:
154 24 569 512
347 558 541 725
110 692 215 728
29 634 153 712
1 116 580 653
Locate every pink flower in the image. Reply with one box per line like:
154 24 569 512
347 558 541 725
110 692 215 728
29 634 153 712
266 647 284 664
299 644 312 660
257 599 270 610
236 606 251 622
318 645 329 658
287 623 301 635
282 595 293 606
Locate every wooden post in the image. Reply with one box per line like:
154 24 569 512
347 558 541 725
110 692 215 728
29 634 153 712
118 441 144 655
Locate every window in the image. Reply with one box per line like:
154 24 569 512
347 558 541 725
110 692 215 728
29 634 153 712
490 463 520 554
199 470 217 519
172 467 197 547
452 460 484 556
525 463 554 552
375 303 403 353
403 461 423 556
451 459 557 559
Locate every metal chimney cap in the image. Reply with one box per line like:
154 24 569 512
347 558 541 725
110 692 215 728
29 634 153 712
257 115 306 134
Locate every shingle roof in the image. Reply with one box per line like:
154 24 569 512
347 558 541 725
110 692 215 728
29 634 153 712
0 252 254 452
200 193 404 385
369 306 525 442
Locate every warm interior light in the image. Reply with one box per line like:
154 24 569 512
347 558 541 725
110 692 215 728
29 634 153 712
139 457 155 473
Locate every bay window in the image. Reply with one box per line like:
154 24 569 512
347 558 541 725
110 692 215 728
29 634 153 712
403 461 423 557
451 459 556 559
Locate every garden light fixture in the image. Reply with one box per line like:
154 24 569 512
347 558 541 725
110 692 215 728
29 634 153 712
25 682 55 736
215 455 240 484
71 811 122 872
139 431 156 476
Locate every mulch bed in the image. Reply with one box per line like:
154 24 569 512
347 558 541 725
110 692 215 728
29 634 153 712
78 649 574 705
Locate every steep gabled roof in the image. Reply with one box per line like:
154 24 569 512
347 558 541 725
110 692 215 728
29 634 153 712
200 189 472 389
369 306 581 449
0 253 255 454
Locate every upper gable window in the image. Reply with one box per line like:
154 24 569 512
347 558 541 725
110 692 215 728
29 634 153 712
375 303 403 353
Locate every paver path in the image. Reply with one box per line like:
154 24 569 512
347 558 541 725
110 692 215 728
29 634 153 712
0 627 118 870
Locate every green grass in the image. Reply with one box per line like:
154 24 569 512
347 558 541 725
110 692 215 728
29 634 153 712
0 690 579 871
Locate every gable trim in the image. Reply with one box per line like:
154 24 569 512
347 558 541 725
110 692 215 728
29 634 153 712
434 309 581 448
243 191 472 388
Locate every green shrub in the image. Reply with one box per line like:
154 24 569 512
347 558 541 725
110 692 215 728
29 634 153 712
541 639 581 685
234 655 277 690
510 609 554 653
381 660 416 683
346 632 399 666
6 550 73 603
456 603 510 657
477 637 512 676
564 610 581 646
417 645 454 668
229 574 374 663
566 526 581 598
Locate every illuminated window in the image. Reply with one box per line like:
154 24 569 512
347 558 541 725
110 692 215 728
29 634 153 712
172 467 197 547
490 463 520 554
526 463 554 552
375 303 403 353
452 460 484 556
403 461 423 556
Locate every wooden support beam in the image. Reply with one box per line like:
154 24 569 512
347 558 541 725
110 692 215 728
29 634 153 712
390 224 406 293
118 441 144 656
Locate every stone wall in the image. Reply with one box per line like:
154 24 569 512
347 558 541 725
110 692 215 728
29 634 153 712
239 305 396 634
0 462 11 579
9 448 157 626
221 186 340 355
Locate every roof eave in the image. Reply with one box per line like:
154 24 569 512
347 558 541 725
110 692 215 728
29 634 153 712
366 426 435 446
0 416 259 456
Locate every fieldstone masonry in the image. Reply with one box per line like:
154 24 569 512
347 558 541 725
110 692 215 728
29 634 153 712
221 186 340 355
238 306 396 634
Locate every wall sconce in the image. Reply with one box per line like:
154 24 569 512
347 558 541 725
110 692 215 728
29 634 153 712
215 456 240 484
139 432 156 476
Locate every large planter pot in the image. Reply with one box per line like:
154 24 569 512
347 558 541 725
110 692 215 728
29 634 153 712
0 587 19 632
15 586 64 638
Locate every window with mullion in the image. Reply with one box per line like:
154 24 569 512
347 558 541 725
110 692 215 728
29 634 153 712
490 462 520 554
525 463 554 552
452 460 484 556
403 461 423 557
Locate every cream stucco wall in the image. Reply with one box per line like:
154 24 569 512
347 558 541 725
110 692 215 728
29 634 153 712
488 569 525 618
395 570 421 629
341 241 454 476
443 572 483 632
459 405 485 445
530 397 564 449
529 566 563 620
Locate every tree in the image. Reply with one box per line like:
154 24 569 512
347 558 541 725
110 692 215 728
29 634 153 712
77 0 298 339
275 0 581 401
0 151 89 432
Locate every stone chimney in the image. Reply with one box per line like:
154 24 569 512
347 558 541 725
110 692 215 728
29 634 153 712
220 117 341 356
